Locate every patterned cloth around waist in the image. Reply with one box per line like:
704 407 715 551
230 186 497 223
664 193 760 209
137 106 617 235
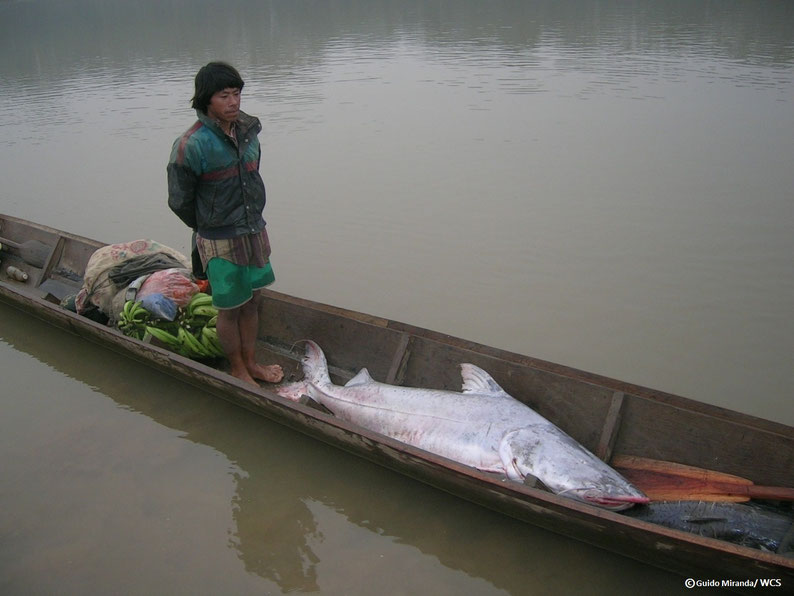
196 228 271 269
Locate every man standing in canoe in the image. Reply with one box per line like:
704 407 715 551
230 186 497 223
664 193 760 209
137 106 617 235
167 61 283 386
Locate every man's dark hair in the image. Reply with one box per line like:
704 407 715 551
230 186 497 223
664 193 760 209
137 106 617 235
191 62 245 114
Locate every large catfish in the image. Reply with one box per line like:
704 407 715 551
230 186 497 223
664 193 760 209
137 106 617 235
276 341 648 510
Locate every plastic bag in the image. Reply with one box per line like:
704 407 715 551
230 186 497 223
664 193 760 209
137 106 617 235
137 268 198 306
139 293 178 321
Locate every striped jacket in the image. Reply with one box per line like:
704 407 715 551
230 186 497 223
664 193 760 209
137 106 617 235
167 110 266 239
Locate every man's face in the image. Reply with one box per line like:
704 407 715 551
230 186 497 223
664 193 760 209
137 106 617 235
206 87 241 125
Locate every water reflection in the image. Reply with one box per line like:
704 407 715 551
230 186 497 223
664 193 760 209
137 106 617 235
3 0 792 81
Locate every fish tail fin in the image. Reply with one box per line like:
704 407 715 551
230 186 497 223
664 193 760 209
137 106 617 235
302 340 332 387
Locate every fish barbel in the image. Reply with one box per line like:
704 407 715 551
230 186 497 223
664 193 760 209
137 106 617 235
276 340 648 510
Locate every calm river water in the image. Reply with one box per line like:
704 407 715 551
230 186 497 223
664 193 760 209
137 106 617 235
1 1 792 594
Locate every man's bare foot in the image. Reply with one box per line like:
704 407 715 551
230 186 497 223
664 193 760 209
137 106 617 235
249 363 284 383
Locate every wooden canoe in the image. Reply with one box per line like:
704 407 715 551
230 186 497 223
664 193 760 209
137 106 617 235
1 213 792 588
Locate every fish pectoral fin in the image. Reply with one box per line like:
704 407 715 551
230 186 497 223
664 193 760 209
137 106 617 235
460 363 507 395
345 368 374 387
498 430 526 482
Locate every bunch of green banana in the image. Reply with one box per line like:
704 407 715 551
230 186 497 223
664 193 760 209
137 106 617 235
182 292 218 330
199 325 224 358
139 292 224 361
118 300 150 340
145 325 182 350
178 325 221 359
143 323 222 359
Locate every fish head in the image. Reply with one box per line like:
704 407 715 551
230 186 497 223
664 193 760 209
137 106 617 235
504 428 649 511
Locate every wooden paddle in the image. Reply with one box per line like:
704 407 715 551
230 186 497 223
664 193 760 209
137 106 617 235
0 236 51 268
613 455 794 503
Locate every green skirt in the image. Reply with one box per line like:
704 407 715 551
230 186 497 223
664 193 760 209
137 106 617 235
206 257 275 309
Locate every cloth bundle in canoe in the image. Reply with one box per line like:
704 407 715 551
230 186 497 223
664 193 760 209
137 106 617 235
75 239 191 322
107 253 186 286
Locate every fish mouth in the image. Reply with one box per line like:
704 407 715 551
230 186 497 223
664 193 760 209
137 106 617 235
558 485 650 510
585 494 650 511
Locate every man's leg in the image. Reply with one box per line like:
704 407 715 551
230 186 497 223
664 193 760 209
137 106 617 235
208 257 282 386
239 291 283 383
216 305 256 386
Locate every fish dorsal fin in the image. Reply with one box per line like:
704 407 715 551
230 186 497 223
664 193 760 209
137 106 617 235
345 367 374 387
460 364 506 395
